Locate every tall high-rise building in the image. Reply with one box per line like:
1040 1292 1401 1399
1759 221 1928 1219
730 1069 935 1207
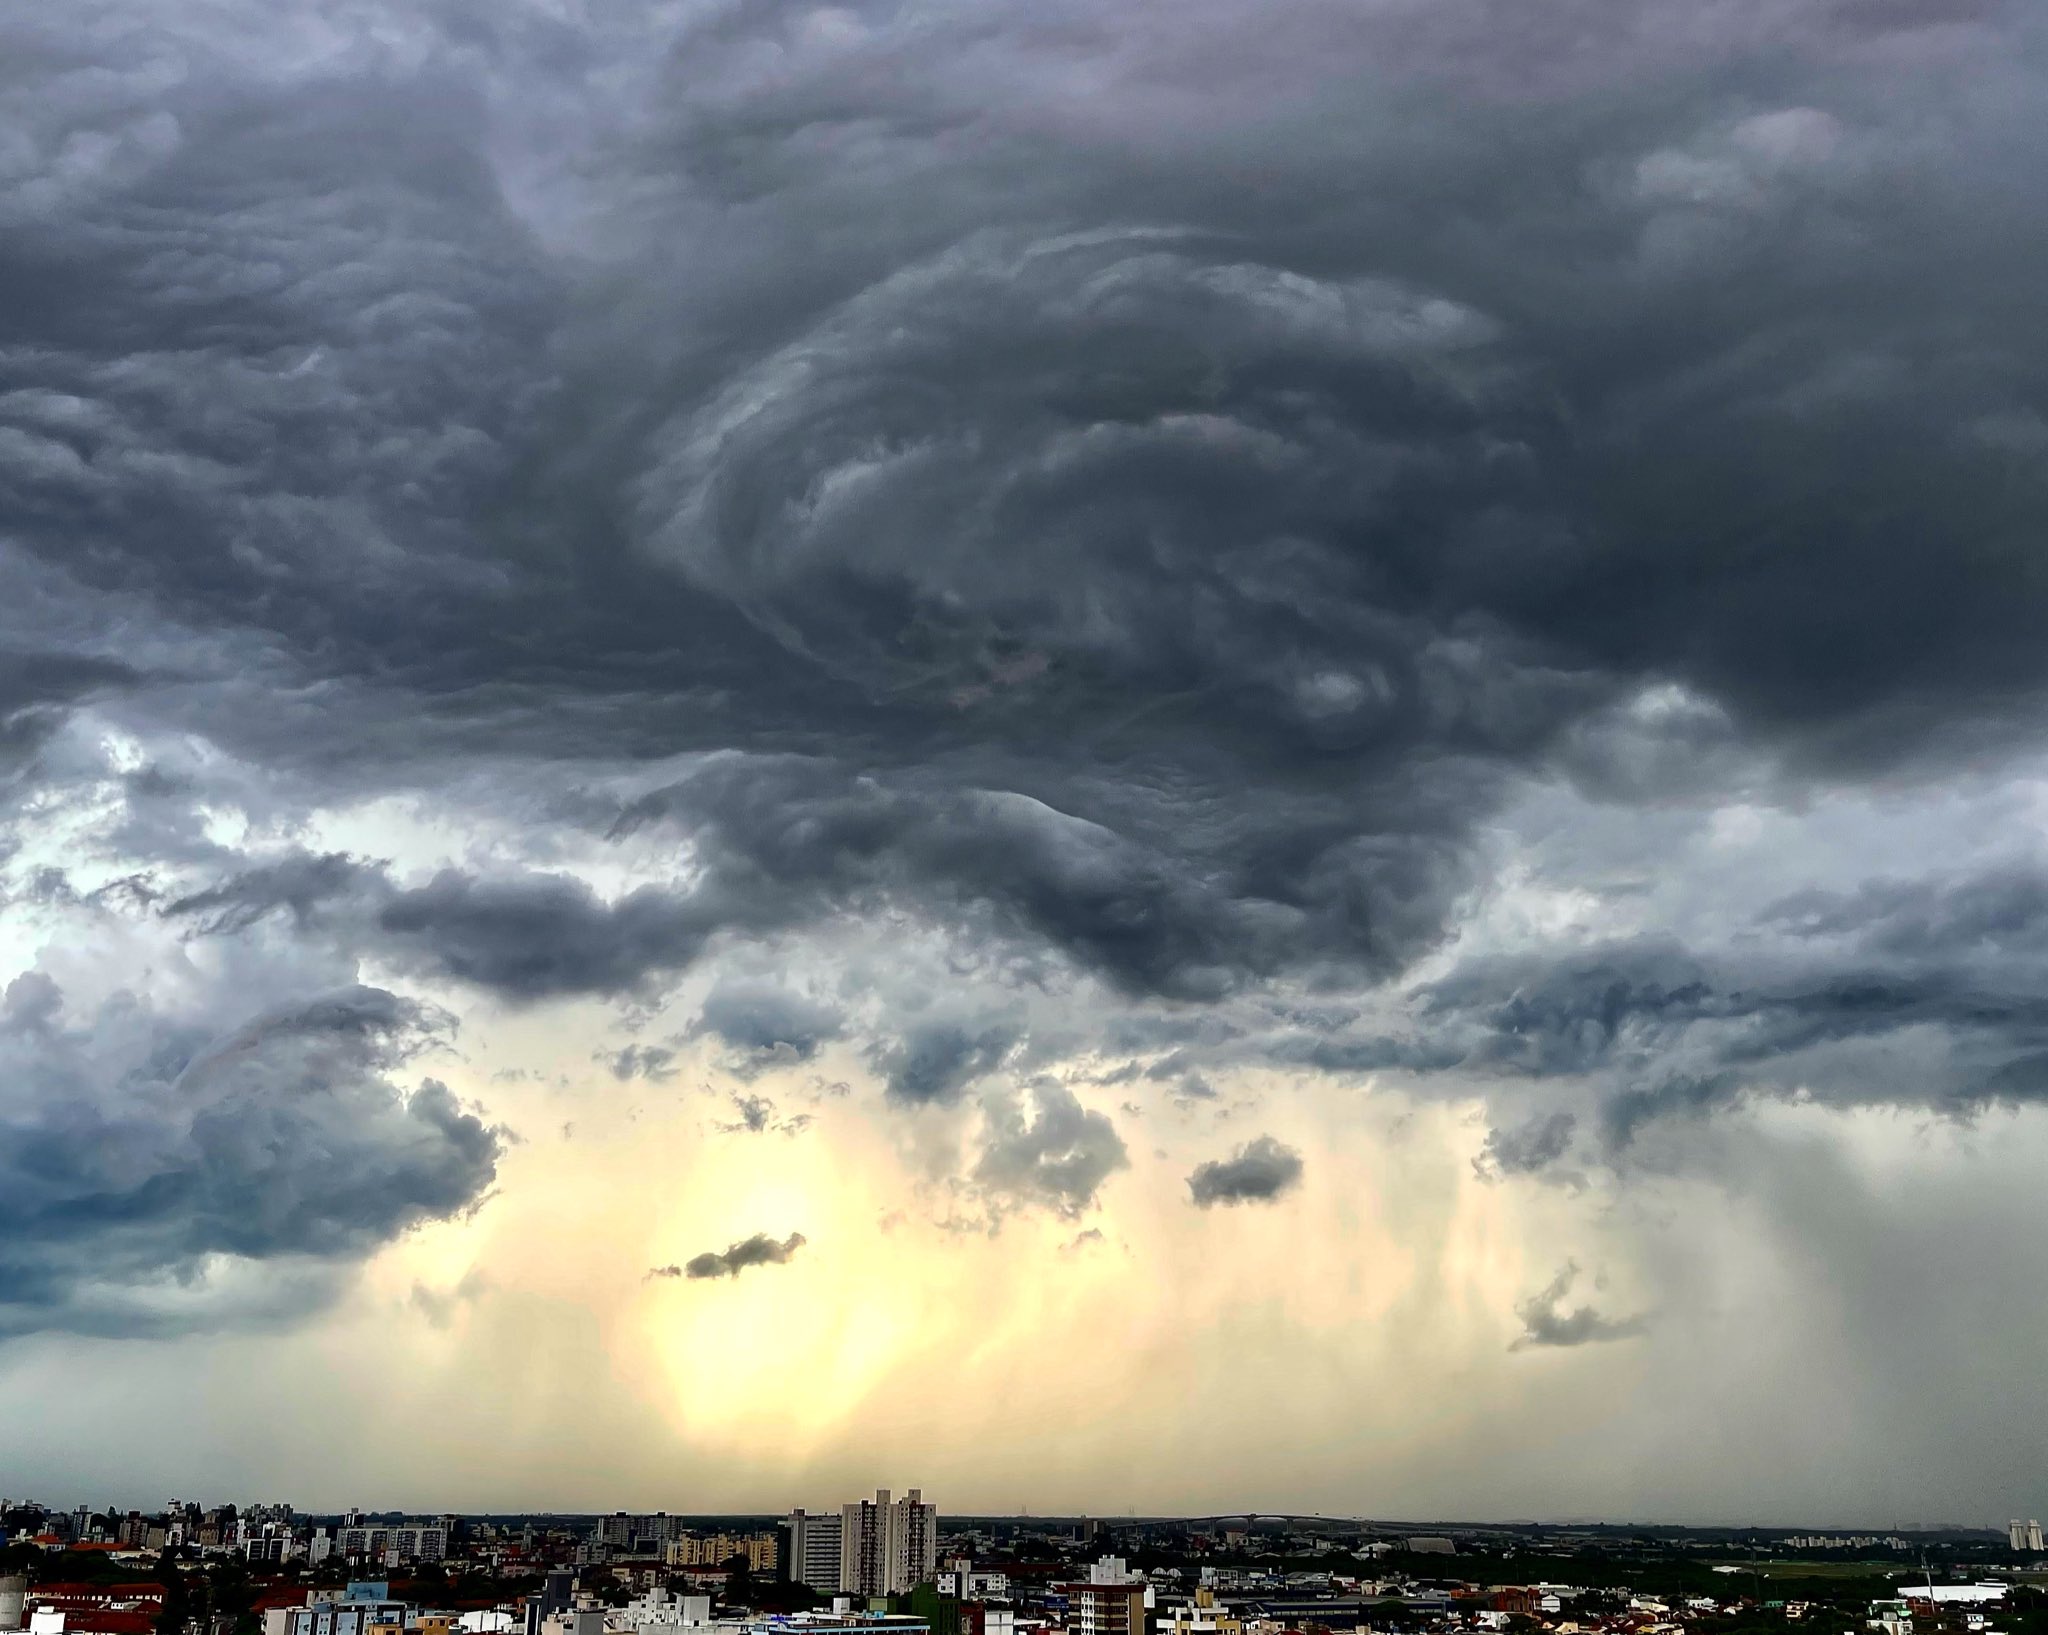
835 1490 940 1596
841 1493 893 1599
786 1510 844 1594
899 1491 939 1591
2030 1522 2045 1554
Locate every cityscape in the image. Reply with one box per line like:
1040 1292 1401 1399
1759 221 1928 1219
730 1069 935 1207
8 1498 2048 1635
11 0 2048 1618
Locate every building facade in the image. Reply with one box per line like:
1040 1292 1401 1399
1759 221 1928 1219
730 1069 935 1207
838 1491 938 1598
785 1512 845 1595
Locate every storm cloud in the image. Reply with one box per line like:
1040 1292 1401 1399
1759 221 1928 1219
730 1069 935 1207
1511 1263 1651 1352
1187 1136 1305 1208
972 1081 1131 1220
654 1232 809 1281
0 976 502 1338
4 0 2048 1522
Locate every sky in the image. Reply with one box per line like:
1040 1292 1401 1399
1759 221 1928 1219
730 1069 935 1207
4 0 2048 1527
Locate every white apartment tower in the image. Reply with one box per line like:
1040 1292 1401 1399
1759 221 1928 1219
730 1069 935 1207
900 1490 938 1590
786 1510 844 1594
836 1489 939 1596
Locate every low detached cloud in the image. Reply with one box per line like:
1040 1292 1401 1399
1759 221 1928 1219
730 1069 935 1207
1187 1135 1305 1207
972 1081 1129 1219
1511 1262 1650 1351
651 1231 808 1281
0 975 504 1339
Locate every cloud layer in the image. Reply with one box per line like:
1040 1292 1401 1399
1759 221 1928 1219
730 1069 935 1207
5 0 2048 1516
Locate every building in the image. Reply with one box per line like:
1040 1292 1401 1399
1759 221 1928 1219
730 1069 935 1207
618 1590 713 1635
1902 1586 2007 1606
899 1495 938 1594
1057 1583 1147 1635
666 1537 777 1574
841 1496 894 1599
1159 1593 1238 1635
598 1517 684 1557
21 1584 165 1635
337 1524 449 1565
936 1567 1007 1602
266 1586 409 1635
839 1491 939 1597
786 1512 845 1595
520 1574 579 1635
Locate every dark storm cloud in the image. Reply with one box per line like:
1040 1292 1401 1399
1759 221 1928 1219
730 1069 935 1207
871 1018 1020 1106
374 871 719 1000
1295 871 2048 1165
971 1082 1129 1219
169 853 371 935
619 757 1465 1002
170 857 724 1002
0 977 502 1338
1476 1111 1580 1179
1438 936 2048 1112
1187 1135 1305 1207
1763 867 2048 960
690 978 845 1071
9 0 2048 1339
1511 1262 1650 1351
650 1231 808 1281
0 653 139 809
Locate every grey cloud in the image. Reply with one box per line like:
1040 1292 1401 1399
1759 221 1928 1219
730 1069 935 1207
0 978 503 1338
1510 1262 1650 1351
1173 1072 1220 1105
606 1043 678 1083
690 978 845 1073
170 857 728 1002
1763 867 2048 961
1186 1134 1304 1207
374 871 719 1001
1385 902 2048 1155
870 1017 1020 1107
0 652 139 787
718 1093 774 1133
972 1081 1129 1219
1476 1111 1580 1180
651 1231 808 1281
10 0 2048 1368
170 852 372 935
